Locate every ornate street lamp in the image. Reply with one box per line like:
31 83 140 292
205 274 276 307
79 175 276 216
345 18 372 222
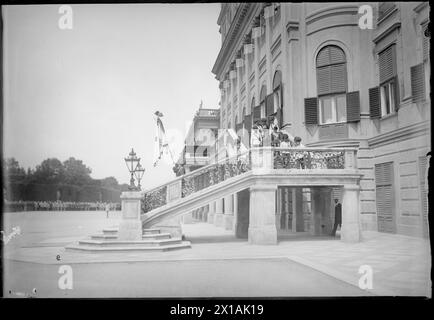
134 162 146 190
124 148 140 190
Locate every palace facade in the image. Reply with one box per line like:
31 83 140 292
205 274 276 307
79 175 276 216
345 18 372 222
211 2 430 238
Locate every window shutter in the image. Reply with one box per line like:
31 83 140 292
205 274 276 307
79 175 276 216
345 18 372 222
316 67 331 96
423 27 430 62
253 105 261 122
369 87 381 119
419 156 429 237
304 97 318 125
330 64 347 93
280 84 283 108
394 76 400 112
329 46 346 64
375 162 395 233
265 93 274 116
346 91 360 122
244 114 252 130
411 63 426 102
379 45 397 83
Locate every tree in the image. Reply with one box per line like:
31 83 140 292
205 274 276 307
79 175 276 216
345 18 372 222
63 157 92 186
32 158 65 184
3 158 26 183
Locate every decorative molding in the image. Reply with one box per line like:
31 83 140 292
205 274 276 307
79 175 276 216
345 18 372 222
212 3 257 79
270 35 281 59
414 2 429 13
305 5 358 25
258 56 266 74
236 58 244 68
373 22 401 44
244 44 253 55
252 26 262 39
368 121 430 148
286 21 300 42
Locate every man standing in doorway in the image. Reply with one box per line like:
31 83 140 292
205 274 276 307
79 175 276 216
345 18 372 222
331 199 342 237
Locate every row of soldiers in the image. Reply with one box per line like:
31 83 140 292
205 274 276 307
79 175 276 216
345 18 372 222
3 200 121 212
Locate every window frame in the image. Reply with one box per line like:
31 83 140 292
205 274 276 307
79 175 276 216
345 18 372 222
318 94 347 125
380 78 397 117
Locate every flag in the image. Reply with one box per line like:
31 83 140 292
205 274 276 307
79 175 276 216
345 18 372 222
153 111 168 167
153 111 175 167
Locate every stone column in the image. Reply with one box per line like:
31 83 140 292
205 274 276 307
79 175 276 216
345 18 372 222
223 194 234 230
292 188 304 232
214 198 224 227
341 185 361 242
118 191 142 241
252 25 261 105
264 5 273 92
208 201 215 223
275 187 282 231
243 43 253 114
248 184 278 244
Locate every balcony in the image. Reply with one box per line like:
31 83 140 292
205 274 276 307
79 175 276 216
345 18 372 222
142 146 359 215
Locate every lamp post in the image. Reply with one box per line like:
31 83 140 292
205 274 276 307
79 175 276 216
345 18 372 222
124 148 140 191
134 163 145 190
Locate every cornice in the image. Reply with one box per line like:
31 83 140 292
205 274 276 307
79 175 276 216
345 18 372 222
212 3 260 80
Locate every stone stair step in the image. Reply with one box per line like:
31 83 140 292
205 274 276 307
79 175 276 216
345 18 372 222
102 228 118 235
91 234 118 240
142 233 171 240
65 241 191 253
78 238 182 247
142 228 161 235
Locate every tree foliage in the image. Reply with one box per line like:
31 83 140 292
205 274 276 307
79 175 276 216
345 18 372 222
2 157 126 202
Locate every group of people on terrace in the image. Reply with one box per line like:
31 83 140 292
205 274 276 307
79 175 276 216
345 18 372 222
249 117 304 149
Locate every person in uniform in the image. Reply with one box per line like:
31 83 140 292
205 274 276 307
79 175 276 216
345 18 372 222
331 199 342 236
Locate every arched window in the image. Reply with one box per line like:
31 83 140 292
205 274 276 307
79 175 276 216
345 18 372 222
316 45 347 124
259 85 267 118
273 70 282 112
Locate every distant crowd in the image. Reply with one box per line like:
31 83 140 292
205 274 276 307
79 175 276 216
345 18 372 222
3 200 121 212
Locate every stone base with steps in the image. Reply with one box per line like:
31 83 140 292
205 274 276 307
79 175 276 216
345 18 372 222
65 227 191 253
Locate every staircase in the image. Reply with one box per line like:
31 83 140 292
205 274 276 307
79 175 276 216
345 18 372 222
65 227 191 253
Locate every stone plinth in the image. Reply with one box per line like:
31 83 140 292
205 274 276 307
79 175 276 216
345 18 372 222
248 184 277 244
341 184 361 242
118 191 143 241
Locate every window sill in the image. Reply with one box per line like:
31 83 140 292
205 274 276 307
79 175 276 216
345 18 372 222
318 122 347 127
380 112 397 121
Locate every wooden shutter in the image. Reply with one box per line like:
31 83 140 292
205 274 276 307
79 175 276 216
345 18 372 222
280 84 283 109
379 45 397 83
346 91 360 122
316 67 331 95
253 106 261 122
393 76 400 112
304 97 318 125
265 93 274 116
244 114 252 129
369 87 381 119
330 64 347 93
375 162 395 233
423 26 430 62
411 63 426 102
418 156 429 237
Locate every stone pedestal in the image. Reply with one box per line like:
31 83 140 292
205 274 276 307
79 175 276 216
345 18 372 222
208 201 215 224
248 185 277 244
224 195 234 230
341 185 361 242
214 198 224 227
118 191 143 241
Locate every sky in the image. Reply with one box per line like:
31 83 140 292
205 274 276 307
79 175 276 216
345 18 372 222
3 4 221 188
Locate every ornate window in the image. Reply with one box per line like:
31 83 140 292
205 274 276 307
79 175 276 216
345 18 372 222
316 45 347 124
